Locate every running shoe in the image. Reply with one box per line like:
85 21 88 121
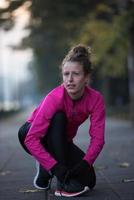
55 179 89 197
33 161 52 190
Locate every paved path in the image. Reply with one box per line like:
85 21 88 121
0 110 134 200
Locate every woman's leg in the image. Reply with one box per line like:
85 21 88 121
41 111 68 166
41 111 96 189
18 113 67 164
18 112 96 189
67 143 96 189
18 121 51 189
18 122 31 154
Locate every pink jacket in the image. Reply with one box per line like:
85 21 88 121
25 84 105 171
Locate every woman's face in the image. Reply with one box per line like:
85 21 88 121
62 61 89 100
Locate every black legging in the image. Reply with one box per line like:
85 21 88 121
18 111 96 188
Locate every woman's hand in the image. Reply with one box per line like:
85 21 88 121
70 160 90 177
51 163 69 182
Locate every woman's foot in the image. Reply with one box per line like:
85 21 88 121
55 179 89 197
33 161 52 190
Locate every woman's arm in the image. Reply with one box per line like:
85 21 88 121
24 94 58 171
83 94 106 165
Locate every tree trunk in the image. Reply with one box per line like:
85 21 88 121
128 34 134 126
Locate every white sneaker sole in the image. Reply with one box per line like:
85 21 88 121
55 186 89 197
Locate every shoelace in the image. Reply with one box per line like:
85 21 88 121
48 178 52 189
46 172 53 190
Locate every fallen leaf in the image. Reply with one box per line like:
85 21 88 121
122 179 134 183
95 165 108 170
19 189 43 193
0 170 11 176
118 162 130 168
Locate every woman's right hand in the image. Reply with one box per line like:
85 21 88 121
51 163 69 182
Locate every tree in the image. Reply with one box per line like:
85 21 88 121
71 1 134 123
1 1 134 124
0 0 103 92
0 0 28 29
22 0 101 92
125 0 134 125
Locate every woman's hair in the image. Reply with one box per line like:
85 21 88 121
61 44 92 75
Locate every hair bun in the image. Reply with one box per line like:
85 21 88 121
61 44 92 74
72 44 91 58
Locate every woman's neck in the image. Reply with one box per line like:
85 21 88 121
68 88 85 101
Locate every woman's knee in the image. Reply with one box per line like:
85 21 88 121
18 122 31 154
52 111 67 123
18 122 30 141
43 111 67 155
47 111 67 135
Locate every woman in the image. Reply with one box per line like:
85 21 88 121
18 44 105 197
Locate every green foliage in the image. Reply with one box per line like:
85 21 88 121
71 4 131 78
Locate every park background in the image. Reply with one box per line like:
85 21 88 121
0 0 134 125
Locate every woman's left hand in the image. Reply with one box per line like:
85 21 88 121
70 160 90 177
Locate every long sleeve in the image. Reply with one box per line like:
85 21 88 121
24 94 58 171
83 94 105 165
